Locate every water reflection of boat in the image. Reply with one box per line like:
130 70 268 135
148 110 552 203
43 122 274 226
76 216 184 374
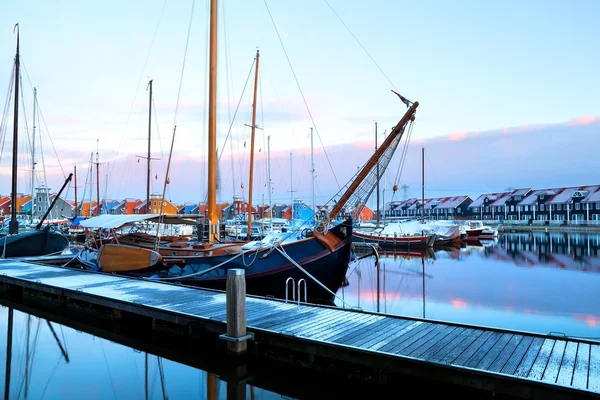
378 247 435 260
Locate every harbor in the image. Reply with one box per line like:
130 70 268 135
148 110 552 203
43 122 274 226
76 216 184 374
0 232 599 399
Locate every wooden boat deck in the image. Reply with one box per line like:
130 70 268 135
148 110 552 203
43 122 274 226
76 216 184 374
0 259 597 399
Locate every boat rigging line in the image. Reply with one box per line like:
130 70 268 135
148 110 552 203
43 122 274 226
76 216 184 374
323 0 399 92
155 0 196 248
263 0 341 191
107 0 168 184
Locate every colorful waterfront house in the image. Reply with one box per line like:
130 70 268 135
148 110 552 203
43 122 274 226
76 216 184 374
544 185 600 223
101 199 120 215
45 194 75 219
515 189 557 222
282 199 314 223
351 203 374 222
256 204 271 219
270 203 288 219
220 197 256 221
14 194 31 215
433 196 473 220
179 203 199 215
79 201 100 217
581 187 600 222
468 192 512 220
0 196 11 217
134 200 148 214
122 199 143 214
385 198 417 218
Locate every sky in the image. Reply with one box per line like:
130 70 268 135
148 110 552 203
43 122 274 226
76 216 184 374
0 0 598 210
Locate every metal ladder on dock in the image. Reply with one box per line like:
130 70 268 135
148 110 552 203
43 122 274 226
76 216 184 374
285 277 307 304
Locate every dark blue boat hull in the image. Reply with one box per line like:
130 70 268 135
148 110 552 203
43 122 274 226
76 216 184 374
121 219 354 303
0 228 69 258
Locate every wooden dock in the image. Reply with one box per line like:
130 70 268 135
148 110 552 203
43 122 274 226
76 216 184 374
0 259 598 399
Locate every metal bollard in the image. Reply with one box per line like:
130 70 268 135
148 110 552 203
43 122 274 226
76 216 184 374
219 268 253 354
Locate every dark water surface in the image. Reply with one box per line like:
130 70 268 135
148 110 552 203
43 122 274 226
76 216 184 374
336 232 600 340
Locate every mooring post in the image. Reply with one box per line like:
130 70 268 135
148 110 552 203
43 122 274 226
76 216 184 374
220 268 253 354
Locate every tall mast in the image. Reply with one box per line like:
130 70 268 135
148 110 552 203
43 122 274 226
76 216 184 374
74 165 78 217
421 147 424 222
247 50 260 237
147 79 152 212
207 0 219 242
30 87 37 224
95 139 100 216
375 121 379 227
310 127 315 223
267 135 272 223
10 26 20 235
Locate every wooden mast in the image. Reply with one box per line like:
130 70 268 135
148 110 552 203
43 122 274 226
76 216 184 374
147 79 153 212
327 102 419 223
10 25 20 235
207 0 219 242
247 50 260 237
30 87 36 224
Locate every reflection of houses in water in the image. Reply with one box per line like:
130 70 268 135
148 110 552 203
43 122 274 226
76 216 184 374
490 232 600 272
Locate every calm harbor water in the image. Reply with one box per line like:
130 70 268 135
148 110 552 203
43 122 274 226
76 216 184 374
0 232 598 398
336 232 600 340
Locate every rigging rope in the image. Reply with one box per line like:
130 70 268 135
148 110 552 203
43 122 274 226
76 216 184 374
0 64 15 165
154 0 196 248
263 0 341 190
107 0 169 183
323 0 398 92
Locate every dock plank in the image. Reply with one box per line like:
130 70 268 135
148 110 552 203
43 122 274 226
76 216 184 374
292 310 358 338
556 341 578 387
462 331 503 368
405 325 458 358
315 314 382 342
387 323 439 354
541 340 566 383
377 322 431 353
350 319 410 348
363 321 423 351
590 345 600 392
571 343 590 391
394 324 449 356
475 333 514 370
514 337 545 377
499 336 534 375
276 308 344 335
419 327 466 360
487 335 524 373
451 330 494 366
335 317 398 347
527 339 556 380
436 329 482 364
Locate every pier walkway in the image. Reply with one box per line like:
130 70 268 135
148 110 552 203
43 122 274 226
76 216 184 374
0 259 597 399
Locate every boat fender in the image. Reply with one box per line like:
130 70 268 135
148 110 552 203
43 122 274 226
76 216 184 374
149 275 161 280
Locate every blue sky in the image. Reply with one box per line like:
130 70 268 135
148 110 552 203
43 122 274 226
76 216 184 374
0 0 598 208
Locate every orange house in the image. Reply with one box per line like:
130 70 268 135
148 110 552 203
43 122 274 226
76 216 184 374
15 194 31 213
198 202 230 219
80 201 99 217
149 195 178 214
352 204 374 222
124 199 143 214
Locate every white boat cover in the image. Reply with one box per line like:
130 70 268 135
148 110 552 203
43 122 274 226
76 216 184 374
79 214 199 229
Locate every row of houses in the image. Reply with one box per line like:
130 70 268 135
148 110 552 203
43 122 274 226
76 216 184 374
6 184 600 224
384 184 600 222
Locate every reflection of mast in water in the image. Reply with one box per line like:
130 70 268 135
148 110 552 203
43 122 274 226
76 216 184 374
4 307 13 400
376 259 380 313
422 257 426 319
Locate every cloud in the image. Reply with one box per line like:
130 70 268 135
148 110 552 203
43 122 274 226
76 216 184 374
567 115 599 127
448 131 467 142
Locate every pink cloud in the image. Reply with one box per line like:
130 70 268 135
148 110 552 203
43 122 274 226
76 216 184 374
567 115 599 127
448 132 467 142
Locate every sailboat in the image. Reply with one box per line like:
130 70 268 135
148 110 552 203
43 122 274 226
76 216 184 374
0 25 70 258
75 3 419 303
